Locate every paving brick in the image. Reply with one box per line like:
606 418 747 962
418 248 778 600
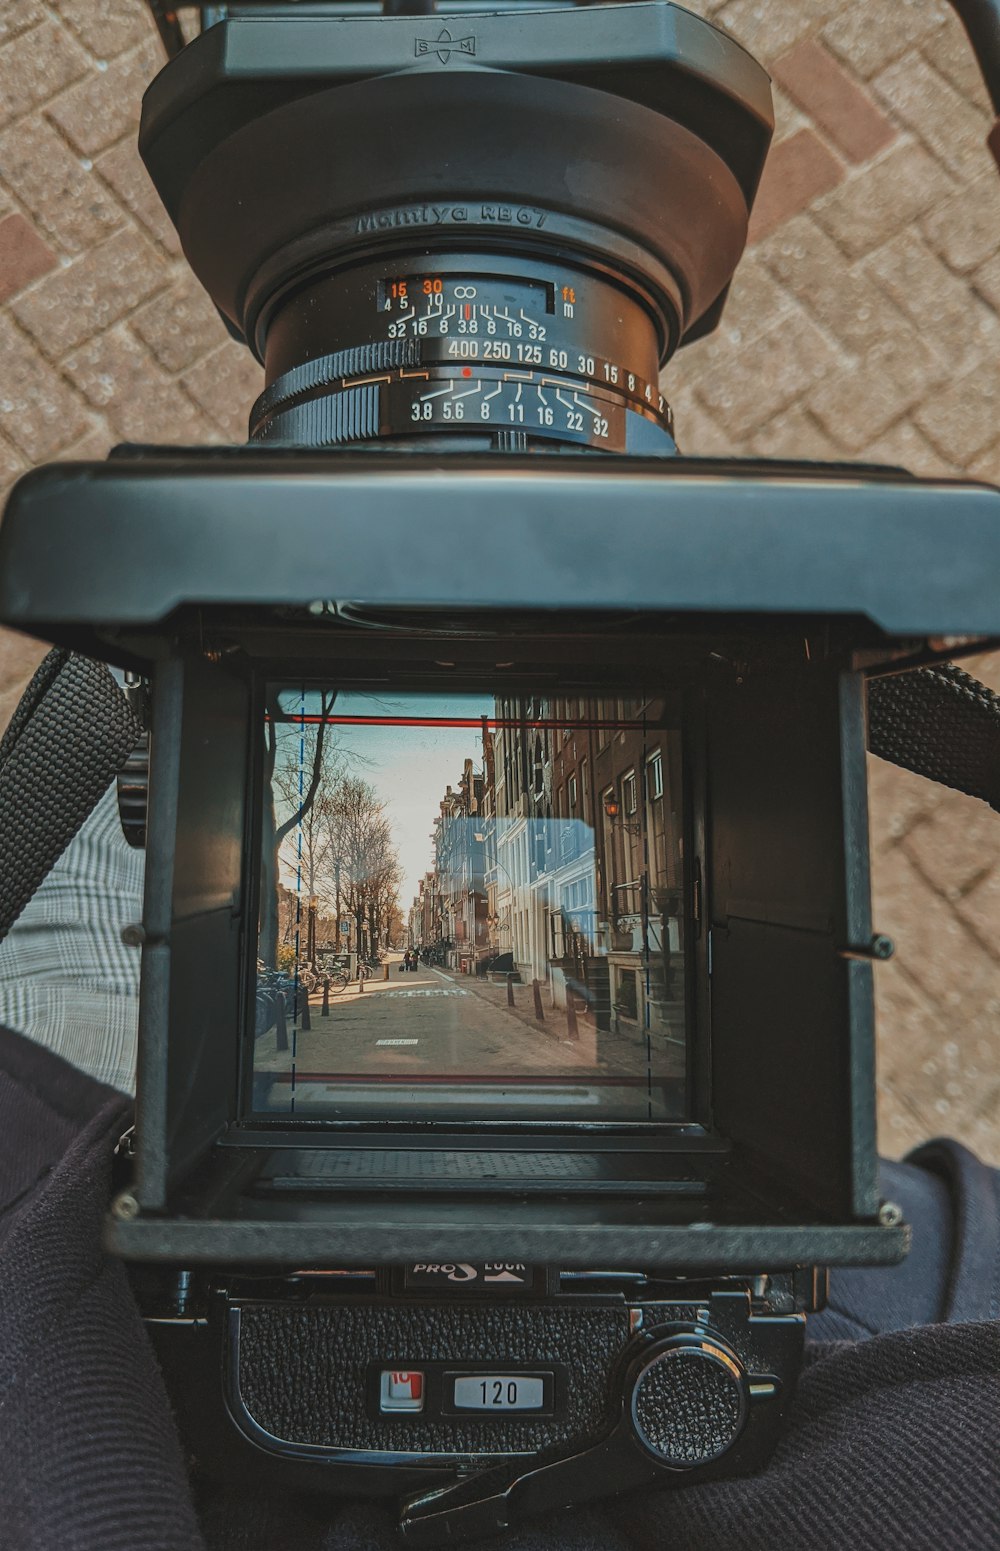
0 210 57 303
970 650 1000 694
903 790 1000 900
821 0 948 81
0 314 88 459
877 1079 940 1160
0 628 48 750
181 341 265 443
808 328 948 452
746 127 845 245
868 754 947 843
701 250 793 349
970 251 1000 310
95 138 181 257
771 39 896 165
756 213 907 353
921 170 1000 273
813 140 954 260
0 1 46 47
769 84 810 145
0 18 88 132
693 308 840 439
966 438 1000 485
50 420 111 463
865 231 1000 376
0 430 25 486
11 226 167 358
53 0 154 59
749 402 841 461
872 841 1000 1014
0 115 124 254
873 960 1000 1163
932 8 995 109
131 270 227 373
667 388 734 457
861 416 957 478
716 0 842 65
912 366 1000 463
46 36 161 158
874 53 991 184
64 323 205 443
957 861 1000 952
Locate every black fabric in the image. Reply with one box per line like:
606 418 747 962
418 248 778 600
868 662 1000 810
0 1027 202 1551
1 1019 999 1551
0 650 141 944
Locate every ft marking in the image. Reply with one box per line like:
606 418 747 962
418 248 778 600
561 284 576 318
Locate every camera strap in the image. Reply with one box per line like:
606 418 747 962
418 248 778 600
868 662 1000 813
0 649 141 946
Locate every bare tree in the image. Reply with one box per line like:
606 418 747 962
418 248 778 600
259 689 336 969
322 775 403 958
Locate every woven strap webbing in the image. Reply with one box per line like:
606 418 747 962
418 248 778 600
0 650 141 944
867 662 1000 812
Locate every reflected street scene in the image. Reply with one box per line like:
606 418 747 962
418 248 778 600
252 689 688 1122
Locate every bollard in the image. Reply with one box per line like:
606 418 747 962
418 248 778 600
321 977 330 1017
298 984 311 1031
358 971 365 993
275 993 289 1053
506 972 515 1008
532 978 545 1021
565 993 579 1040
384 963 390 980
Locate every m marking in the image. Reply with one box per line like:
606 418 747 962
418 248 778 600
415 29 476 65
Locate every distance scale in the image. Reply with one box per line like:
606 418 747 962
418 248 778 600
378 272 666 420
251 260 676 455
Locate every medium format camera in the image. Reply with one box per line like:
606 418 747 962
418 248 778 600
4 0 1000 1540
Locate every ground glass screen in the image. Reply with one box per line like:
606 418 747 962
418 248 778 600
251 689 688 1122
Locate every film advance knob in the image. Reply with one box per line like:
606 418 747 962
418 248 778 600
629 1333 749 1468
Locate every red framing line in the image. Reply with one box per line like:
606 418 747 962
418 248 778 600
266 1072 658 1086
267 717 654 729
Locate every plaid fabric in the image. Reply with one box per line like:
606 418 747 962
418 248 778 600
0 783 143 1094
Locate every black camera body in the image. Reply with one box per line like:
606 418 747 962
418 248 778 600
142 1262 810 1539
7 0 1000 1538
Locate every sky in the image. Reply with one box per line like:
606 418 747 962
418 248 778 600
273 689 492 912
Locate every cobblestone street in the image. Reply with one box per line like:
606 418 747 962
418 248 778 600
2 1 999 1158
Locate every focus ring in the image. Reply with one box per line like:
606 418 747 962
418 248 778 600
253 383 382 447
250 340 419 431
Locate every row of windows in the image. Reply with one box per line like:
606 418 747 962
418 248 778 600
554 749 663 819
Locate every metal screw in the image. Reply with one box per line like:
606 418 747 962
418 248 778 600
879 1200 904 1227
111 1191 140 1222
120 923 145 947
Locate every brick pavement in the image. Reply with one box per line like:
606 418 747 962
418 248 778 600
1 1 1000 1160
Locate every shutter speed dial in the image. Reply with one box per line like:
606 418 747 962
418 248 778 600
251 254 676 454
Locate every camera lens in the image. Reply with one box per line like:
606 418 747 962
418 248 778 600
249 250 676 455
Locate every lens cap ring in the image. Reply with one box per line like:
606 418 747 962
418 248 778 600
173 70 749 354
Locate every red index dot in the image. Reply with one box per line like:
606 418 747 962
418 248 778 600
462 367 473 378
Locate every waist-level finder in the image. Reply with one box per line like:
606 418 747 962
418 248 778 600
4 1 1000 1540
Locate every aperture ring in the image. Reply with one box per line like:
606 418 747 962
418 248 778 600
250 340 420 430
253 383 382 447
